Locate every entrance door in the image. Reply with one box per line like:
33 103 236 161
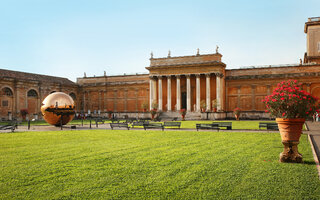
181 92 187 109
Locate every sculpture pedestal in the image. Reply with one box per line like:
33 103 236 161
279 141 303 163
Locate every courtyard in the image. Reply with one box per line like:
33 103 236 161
1 125 320 199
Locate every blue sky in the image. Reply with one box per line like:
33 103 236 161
0 0 319 81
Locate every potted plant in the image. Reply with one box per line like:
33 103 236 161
200 100 206 112
150 109 157 120
263 80 319 163
233 107 241 120
151 100 158 110
212 99 218 112
107 110 113 119
180 109 186 120
141 102 148 112
20 109 28 120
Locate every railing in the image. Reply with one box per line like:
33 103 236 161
309 17 320 22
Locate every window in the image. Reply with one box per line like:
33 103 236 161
2 87 13 96
27 89 38 97
69 92 76 100
2 100 8 107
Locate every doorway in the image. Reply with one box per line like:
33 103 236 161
181 92 187 109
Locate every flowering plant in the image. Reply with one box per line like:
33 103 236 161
263 80 319 118
180 109 186 116
20 109 29 116
150 109 157 115
233 107 241 115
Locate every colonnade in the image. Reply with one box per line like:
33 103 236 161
149 73 224 112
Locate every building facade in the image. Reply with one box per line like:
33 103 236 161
1 17 320 120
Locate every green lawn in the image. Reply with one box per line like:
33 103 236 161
0 130 319 199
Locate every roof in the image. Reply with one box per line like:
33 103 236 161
0 68 76 86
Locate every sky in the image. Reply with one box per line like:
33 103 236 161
0 0 320 82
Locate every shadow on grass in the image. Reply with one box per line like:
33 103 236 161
302 160 316 165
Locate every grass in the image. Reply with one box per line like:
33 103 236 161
0 130 319 199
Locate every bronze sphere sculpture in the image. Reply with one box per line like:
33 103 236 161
41 92 75 126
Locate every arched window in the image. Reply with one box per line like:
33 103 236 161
27 89 38 97
2 87 13 96
69 92 76 100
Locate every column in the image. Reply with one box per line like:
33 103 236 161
149 77 155 110
176 75 181 111
113 89 117 112
158 76 162 111
135 89 138 112
216 73 221 111
237 86 241 108
124 89 128 112
186 74 191 112
306 83 311 93
149 78 153 110
196 74 200 112
98 90 101 110
167 76 172 111
14 82 19 117
206 74 211 111
83 92 86 112
251 85 256 110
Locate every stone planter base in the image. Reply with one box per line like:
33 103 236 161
279 141 303 163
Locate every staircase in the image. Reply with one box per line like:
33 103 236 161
159 111 201 121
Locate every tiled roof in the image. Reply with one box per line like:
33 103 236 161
0 69 76 85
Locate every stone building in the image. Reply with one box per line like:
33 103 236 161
1 17 320 120
0 69 78 120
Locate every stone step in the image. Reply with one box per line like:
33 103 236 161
159 111 201 120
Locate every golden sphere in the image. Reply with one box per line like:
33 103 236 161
41 92 75 126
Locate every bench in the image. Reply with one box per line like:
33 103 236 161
94 118 105 127
259 122 277 129
266 123 279 130
0 122 16 132
196 123 220 131
213 122 232 130
131 121 149 128
111 119 120 123
143 123 164 131
110 123 130 130
163 121 181 129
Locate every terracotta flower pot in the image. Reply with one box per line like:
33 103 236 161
276 118 305 142
276 118 305 163
235 114 239 120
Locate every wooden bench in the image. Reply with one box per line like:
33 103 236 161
110 123 130 130
143 123 164 131
259 122 277 129
196 123 219 131
163 121 181 129
131 121 149 128
213 122 232 130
